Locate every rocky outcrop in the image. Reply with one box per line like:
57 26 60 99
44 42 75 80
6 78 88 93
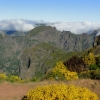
94 35 100 46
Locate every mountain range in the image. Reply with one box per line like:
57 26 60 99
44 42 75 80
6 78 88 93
0 25 99 79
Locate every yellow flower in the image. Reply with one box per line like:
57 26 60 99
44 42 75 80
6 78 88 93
48 61 78 80
0 73 7 82
25 84 98 100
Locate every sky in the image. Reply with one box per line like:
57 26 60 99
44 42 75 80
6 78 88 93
0 0 100 22
0 0 100 35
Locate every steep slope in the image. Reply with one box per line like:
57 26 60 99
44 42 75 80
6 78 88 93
20 42 70 79
0 34 25 75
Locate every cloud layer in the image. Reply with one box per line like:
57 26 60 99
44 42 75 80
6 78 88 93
49 21 100 35
0 19 100 35
0 19 34 31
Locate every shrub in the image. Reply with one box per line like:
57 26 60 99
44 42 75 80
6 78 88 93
90 69 100 79
89 64 98 70
79 70 91 79
83 52 96 65
7 75 22 83
79 69 100 79
95 56 100 67
22 84 98 100
0 73 7 82
30 77 37 82
46 61 78 80
64 56 87 73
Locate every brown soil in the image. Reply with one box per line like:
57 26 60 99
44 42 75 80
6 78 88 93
0 79 100 100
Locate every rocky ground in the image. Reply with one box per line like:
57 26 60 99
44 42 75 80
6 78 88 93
0 79 100 100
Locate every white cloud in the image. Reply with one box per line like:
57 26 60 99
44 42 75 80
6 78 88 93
49 21 100 35
0 19 34 31
0 19 100 35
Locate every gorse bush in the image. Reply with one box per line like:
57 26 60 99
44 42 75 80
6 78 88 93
0 73 7 82
23 84 98 100
82 52 96 65
0 73 23 83
46 61 78 80
7 75 22 83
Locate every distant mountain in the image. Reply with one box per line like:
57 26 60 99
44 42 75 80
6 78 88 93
0 30 26 36
0 26 98 79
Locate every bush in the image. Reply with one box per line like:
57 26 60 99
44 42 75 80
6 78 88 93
22 84 98 100
90 69 100 79
0 73 7 82
79 69 100 79
64 56 87 73
83 52 96 65
96 56 100 67
79 70 91 79
89 64 98 70
30 77 37 82
46 61 78 80
7 75 22 83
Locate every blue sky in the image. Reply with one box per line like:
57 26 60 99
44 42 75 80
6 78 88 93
0 0 100 22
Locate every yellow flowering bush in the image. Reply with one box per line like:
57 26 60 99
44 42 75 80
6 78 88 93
0 73 25 83
7 75 22 83
23 84 98 100
82 52 96 65
0 73 7 82
46 61 78 80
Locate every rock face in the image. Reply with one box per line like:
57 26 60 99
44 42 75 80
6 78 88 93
27 26 96 51
94 35 100 46
0 26 98 78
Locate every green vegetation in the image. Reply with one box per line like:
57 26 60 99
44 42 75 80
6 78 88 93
0 34 3 39
6 59 20 76
0 73 22 83
28 26 53 36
